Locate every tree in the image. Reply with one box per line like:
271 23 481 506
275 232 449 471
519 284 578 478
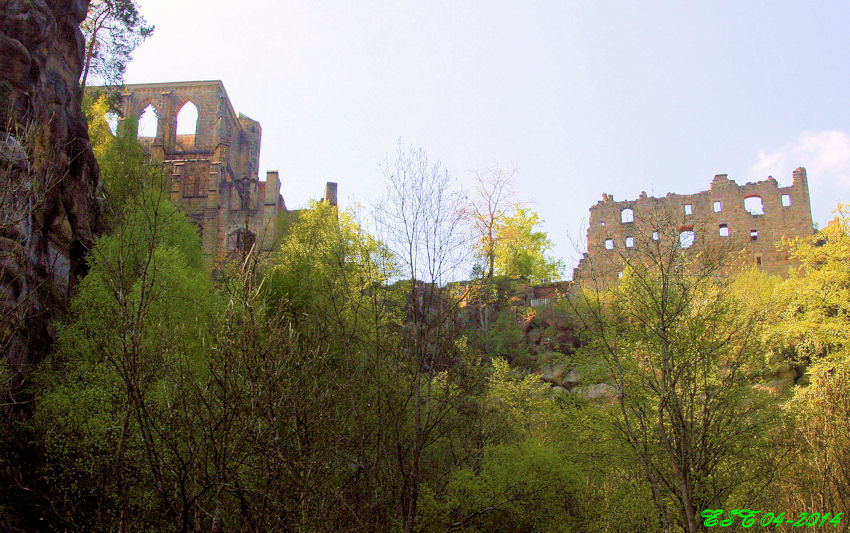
493 207 563 283
81 0 154 88
36 169 213 531
84 93 160 222
768 205 850 362
468 167 519 278
567 208 783 532
374 141 475 532
766 205 850 513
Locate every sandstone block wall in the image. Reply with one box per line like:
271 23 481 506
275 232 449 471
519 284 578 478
113 80 276 257
573 168 815 285
101 80 338 259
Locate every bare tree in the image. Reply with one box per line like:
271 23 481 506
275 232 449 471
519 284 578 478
374 141 472 532
376 142 470 287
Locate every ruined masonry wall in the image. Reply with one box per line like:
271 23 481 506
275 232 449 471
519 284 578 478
113 81 277 257
573 168 815 283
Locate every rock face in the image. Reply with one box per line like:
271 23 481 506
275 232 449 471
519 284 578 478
0 0 100 382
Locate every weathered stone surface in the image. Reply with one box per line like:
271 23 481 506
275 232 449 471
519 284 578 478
573 170 815 285
0 0 101 377
576 383 617 400
93 80 337 259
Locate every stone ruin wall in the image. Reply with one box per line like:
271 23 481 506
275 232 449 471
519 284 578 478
573 168 815 284
113 80 282 257
109 80 339 259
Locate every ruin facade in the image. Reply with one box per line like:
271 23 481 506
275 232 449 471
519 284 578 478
572 168 815 284
108 80 336 258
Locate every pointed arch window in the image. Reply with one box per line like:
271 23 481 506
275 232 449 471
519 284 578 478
105 111 119 136
176 101 199 136
137 104 158 137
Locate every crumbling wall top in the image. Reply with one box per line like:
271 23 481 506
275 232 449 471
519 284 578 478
574 168 815 283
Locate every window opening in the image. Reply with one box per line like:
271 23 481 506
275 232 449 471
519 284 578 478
781 194 791 207
719 223 729 237
625 236 634 248
137 104 158 137
183 173 206 197
605 239 614 250
105 111 119 136
750 229 758 241
176 101 199 136
713 200 722 212
621 208 634 223
227 228 256 253
756 256 762 266
652 231 659 241
744 196 764 215
680 230 695 248
684 204 693 215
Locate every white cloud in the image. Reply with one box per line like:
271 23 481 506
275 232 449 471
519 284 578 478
750 130 850 188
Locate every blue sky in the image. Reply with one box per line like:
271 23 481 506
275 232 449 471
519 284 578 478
125 1 850 276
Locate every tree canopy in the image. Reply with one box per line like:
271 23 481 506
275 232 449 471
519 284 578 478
493 207 564 283
81 0 154 88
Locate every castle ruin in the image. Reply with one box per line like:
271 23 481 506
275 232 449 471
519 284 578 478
572 168 815 284
108 80 336 258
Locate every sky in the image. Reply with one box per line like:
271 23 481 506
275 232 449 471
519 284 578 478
124 1 850 277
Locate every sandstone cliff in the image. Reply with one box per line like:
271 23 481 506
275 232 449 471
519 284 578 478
0 0 100 385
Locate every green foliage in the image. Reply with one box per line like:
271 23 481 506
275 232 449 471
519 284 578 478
268 202 396 338
36 198 212 526
485 358 555 440
84 93 169 225
436 439 580 532
570 254 783 532
24 120 850 531
32 115 214 528
486 309 527 362
767 206 850 513
770 205 850 363
783 354 850 511
493 207 564 283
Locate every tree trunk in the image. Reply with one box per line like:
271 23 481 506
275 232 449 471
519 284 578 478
115 402 131 533
80 15 103 89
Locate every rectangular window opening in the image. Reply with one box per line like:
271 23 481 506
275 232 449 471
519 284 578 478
781 194 791 207
684 204 693 215
605 239 614 250
713 201 722 212
750 229 758 241
719 223 729 237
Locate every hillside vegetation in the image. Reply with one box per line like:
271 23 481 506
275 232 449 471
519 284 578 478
1 97 848 533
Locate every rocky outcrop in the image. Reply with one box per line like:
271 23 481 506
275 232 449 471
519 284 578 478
0 0 100 383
